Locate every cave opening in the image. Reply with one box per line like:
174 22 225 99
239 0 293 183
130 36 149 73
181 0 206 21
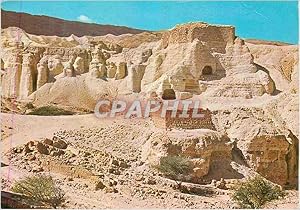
202 66 213 75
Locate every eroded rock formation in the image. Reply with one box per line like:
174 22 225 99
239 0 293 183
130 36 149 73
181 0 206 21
1 22 298 188
1 22 283 101
141 129 233 183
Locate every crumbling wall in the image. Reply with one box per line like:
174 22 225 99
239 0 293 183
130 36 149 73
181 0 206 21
151 108 215 130
162 22 235 53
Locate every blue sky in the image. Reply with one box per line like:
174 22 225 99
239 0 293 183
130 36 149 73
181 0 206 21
2 1 299 44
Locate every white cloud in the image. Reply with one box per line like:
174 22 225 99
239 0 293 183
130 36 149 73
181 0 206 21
77 15 92 23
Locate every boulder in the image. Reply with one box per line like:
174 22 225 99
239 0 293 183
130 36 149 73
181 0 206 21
36 142 49 155
42 138 53 146
141 129 232 182
213 107 298 186
94 179 106 190
53 140 68 149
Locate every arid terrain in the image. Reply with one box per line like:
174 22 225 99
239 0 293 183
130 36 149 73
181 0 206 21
1 11 299 209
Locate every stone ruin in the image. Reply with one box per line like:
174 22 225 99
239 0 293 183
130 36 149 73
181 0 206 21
161 22 235 53
151 108 215 130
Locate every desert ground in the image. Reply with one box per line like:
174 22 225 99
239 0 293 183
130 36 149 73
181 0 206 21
1 112 299 209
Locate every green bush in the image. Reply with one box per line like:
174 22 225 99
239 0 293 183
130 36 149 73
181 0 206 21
26 106 74 116
232 176 285 209
11 175 65 208
157 155 193 188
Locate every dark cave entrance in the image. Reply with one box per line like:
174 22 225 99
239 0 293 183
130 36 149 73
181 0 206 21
202 66 213 75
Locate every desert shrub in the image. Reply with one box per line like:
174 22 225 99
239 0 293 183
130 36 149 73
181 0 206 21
11 175 65 208
26 106 74 116
232 176 285 209
157 155 193 188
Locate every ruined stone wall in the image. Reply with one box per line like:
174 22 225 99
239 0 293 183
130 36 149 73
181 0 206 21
151 108 215 130
162 23 235 53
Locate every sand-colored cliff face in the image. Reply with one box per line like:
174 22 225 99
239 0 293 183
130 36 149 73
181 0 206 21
246 42 298 93
1 22 297 112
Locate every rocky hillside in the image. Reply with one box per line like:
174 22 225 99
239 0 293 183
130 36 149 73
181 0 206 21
1 10 146 37
1 19 298 208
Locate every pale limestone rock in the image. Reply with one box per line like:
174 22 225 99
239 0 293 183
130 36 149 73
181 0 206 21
115 62 126 80
187 39 219 79
107 62 117 78
89 58 100 77
142 26 234 94
213 107 298 186
2 52 22 98
89 60 106 79
89 65 100 78
107 42 122 53
98 63 107 78
202 70 275 98
142 53 166 87
191 158 210 178
246 42 298 93
128 64 145 93
73 57 85 74
141 49 152 63
90 48 105 65
157 78 172 97
89 47 109 79
256 70 275 94
176 91 193 100
243 134 290 186
63 61 75 77
141 129 232 182
37 58 49 89
169 67 186 92
48 55 63 80
0 23 297 191
169 65 200 93
220 37 257 75
19 53 35 99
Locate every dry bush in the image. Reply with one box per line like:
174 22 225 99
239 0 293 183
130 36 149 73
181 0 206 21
232 176 285 209
11 175 65 208
157 155 193 188
26 105 74 116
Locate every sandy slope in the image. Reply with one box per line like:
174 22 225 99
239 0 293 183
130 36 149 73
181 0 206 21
1 113 113 153
1 112 298 209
